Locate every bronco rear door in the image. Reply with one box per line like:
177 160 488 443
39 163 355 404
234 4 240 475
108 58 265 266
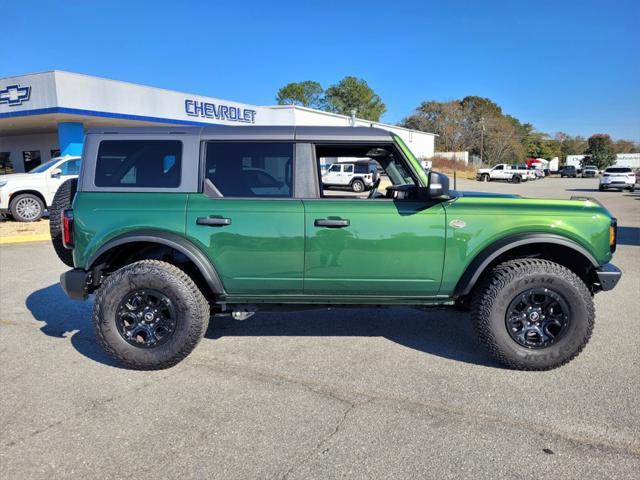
186 139 304 295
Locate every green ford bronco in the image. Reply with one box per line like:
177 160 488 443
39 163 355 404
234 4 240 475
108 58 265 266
52 126 621 370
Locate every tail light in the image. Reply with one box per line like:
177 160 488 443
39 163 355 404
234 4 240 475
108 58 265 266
62 209 74 249
609 218 617 253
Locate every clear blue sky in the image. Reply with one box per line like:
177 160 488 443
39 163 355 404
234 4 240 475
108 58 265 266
3 0 639 140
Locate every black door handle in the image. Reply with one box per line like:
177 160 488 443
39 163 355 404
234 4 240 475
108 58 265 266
314 218 350 228
196 217 231 227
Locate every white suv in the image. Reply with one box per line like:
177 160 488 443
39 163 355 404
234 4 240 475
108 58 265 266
322 161 380 192
0 155 82 221
599 167 635 192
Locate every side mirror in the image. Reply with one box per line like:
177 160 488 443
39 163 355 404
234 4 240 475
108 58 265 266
50 168 62 178
428 171 450 198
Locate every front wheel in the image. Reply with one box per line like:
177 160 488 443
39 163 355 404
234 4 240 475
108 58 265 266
471 259 594 370
10 193 44 222
93 260 210 370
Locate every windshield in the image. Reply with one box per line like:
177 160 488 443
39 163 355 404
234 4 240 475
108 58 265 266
392 135 429 185
29 159 60 173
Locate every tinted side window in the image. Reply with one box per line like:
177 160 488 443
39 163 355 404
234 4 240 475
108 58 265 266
205 142 293 198
95 140 182 188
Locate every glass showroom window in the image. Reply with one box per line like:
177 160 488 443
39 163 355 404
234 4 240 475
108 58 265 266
0 152 12 174
23 151 42 172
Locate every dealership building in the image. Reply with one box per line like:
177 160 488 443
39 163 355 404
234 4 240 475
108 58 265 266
0 71 435 173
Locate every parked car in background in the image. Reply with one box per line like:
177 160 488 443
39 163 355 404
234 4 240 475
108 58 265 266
599 167 636 192
0 155 82 221
322 160 380 192
559 166 577 178
582 165 598 178
476 163 529 183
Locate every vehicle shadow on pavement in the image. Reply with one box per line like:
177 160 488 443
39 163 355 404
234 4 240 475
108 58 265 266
618 226 640 246
27 284 501 369
564 188 600 192
206 308 503 368
623 191 640 200
26 284 124 368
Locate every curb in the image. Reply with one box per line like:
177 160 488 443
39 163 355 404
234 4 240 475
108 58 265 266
0 234 51 245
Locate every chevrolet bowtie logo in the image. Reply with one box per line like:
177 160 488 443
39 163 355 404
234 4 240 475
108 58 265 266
0 84 31 106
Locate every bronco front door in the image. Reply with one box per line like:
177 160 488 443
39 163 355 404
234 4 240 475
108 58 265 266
186 141 304 295
303 199 447 296
303 142 447 297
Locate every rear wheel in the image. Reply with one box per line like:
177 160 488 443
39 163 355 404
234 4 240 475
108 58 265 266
49 178 78 267
512 175 521 184
481 174 490 182
471 259 594 370
599 186 605 191
93 260 210 370
10 193 44 222
351 179 365 192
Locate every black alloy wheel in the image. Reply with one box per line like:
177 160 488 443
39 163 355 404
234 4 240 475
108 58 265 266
505 288 570 349
116 289 177 348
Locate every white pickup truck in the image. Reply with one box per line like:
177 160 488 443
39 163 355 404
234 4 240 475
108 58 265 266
0 155 81 221
476 164 535 183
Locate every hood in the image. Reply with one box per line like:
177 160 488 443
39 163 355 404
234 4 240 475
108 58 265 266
0 172 45 185
453 190 521 199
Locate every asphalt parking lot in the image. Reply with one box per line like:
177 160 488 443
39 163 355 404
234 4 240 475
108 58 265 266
1 177 639 479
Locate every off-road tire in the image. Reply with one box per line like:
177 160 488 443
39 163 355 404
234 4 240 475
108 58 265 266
351 179 365 193
10 193 44 222
93 260 210 370
49 178 77 267
471 258 594 370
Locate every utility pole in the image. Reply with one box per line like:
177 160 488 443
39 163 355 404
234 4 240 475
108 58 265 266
480 116 485 165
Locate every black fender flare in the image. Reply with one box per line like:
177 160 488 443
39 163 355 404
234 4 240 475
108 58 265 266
86 230 225 295
454 233 599 297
